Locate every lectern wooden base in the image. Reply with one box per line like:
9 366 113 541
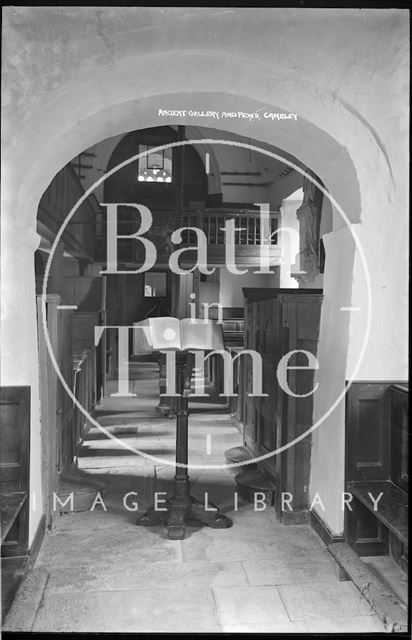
136 351 232 540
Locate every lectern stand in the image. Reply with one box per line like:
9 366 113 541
136 351 232 540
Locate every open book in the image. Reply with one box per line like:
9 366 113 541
133 317 225 354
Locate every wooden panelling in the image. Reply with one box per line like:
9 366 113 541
38 164 98 262
0 388 30 496
345 495 389 556
63 276 102 312
346 384 391 481
0 387 30 557
390 385 408 492
72 312 99 356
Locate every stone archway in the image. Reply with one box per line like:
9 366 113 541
0 87 371 544
2 12 406 543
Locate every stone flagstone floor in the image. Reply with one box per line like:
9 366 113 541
3 364 386 633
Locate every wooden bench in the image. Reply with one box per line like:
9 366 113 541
348 480 408 546
0 387 30 556
0 493 28 545
345 382 408 569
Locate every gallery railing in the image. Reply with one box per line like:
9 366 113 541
180 208 279 246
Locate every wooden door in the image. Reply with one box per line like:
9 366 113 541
36 295 73 528
37 295 59 529
276 294 323 521
99 275 107 400
259 298 282 479
57 305 74 472
243 297 282 476
242 288 323 522
243 302 257 450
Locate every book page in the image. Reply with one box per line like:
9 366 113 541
180 318 224 351
149 317 182 350
132 320 153 355
133 317 182 352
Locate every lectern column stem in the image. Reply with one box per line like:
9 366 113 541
136 346 232 539
174 352 190 499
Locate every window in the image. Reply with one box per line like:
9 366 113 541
143 272 167 297
138 145 172 183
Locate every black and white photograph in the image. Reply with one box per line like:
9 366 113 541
0 4 409 636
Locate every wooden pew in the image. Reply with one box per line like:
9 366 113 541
345 382 408 571
0 387 30 556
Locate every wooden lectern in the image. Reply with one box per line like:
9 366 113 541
134 317 232 540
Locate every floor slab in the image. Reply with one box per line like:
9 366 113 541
277 581 374 620
46 560 249 592
181 524 328 563
213 585 290 626
242 554 338 586
36 529 182 570
32 587 221 633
